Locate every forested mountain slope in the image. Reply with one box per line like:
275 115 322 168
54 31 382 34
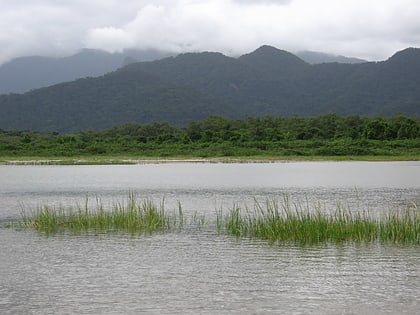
0 46 419 133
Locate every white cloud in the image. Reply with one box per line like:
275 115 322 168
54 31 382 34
85 27 135 52
0 0 419 64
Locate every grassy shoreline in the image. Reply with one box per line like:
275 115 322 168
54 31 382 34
1 155 419 165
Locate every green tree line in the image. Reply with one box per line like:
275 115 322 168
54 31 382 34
1 114 419 158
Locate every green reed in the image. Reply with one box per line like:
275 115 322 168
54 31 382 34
17 195 419 244
216 197 419 244
19 194 184 235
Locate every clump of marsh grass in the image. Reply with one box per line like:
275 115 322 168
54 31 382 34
217 197 419 245
16 194 420 244
19 194 185 235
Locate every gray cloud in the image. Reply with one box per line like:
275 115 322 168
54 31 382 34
1 0 419 65
234 0 292 4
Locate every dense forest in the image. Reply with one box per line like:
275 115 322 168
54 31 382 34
1 114 419 158
1 46 420 133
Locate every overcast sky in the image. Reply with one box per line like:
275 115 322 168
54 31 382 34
1 0 419 65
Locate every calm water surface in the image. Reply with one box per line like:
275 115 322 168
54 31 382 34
0 162 419 314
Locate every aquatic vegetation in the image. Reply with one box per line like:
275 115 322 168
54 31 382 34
216 197 419 245
17 195 419 244
18 195 185 235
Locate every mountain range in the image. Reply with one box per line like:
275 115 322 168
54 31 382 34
0 49 366 95
295 51 366 65
0 49 172 94
0 45 419 133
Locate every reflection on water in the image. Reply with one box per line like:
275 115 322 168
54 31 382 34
1 229 419 314
0 162 419 314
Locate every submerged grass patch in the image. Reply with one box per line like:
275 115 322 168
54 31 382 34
18 195 185 235
216 197 419 245
16 195 419 244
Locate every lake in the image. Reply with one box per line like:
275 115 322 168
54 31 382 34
0 161 419 314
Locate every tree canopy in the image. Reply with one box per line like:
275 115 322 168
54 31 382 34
1 114 419 158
